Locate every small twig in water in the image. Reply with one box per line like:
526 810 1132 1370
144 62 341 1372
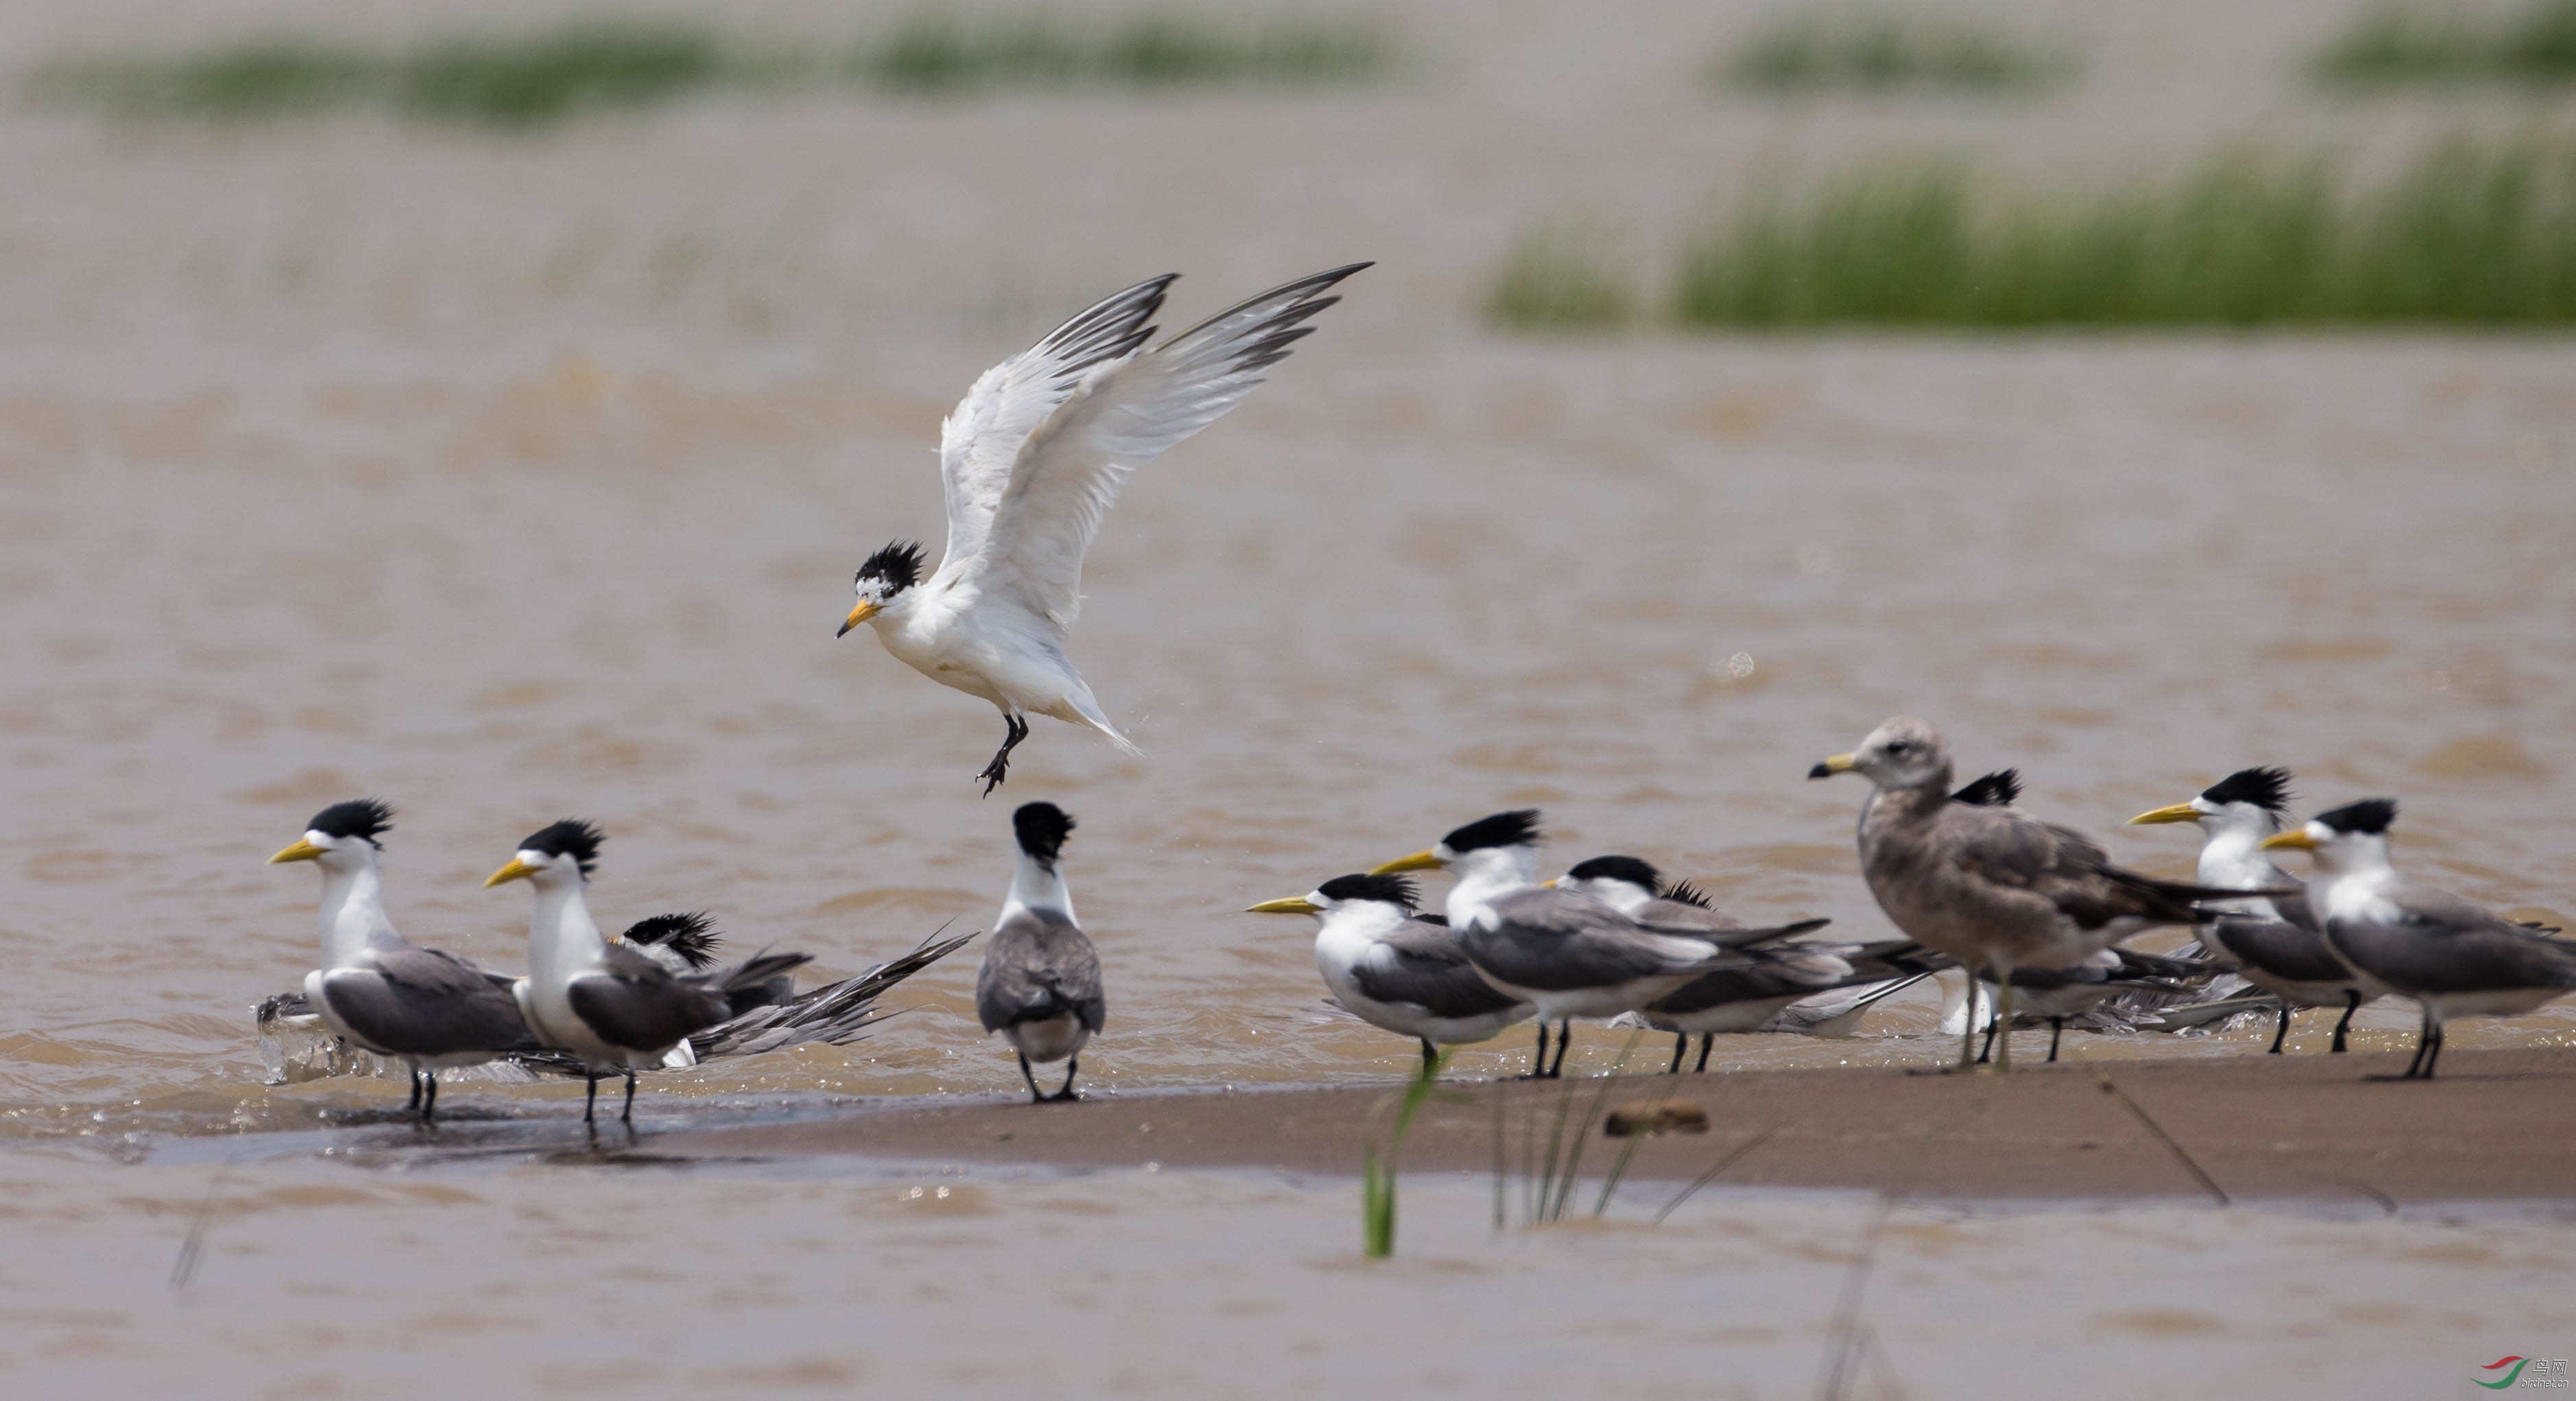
2092 1066 2229 1207
1652 1123 1781 1225
170 1157 239 1291
1815 1195 1898 1401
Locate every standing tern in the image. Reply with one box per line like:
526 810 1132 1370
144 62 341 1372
836 264 1370 794
484 819 812 1123
1247 872 1533 1071
2130 767 2376 1053
1810 717 2251 1072
1971 948 2226 1064
267 800 530 1121
976 802 1107 1103
2264 799 2576 1079
1370 812 1750 1079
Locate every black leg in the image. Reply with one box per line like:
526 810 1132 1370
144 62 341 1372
406 1068 423 1112
621 1071 638 1123
2401 1006 2432 1079
1050 1056 1081 1103
1421 1038 1440 1075
1694 1034 1714 1074
1978 1003 1998 1065
1527 1022 1549 1079
583 1073 599 1123
977 713 1030 797
1668 1034 1687 1075
2331 990 2359 1053
2047 1018 2065 1063
420 1071 439 1123
1018 1051 1045 1104
1545 1021 1571 1079
2270 1002 2291 1055
2421 1021 2445 1081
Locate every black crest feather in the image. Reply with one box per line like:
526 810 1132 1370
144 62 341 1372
623 912 721 970
1950 769 2021 807
1565 855 1662 891
2202 766 2294 814
2314 798 2397 835
1661 880 1716 909
857 540 925 594
306 798 394 844
1317 873 1417 908
1441 809 1541 854
519 818 605 876
1013 802 1075 867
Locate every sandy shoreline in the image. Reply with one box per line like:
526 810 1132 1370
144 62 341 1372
652 1048 2576 1203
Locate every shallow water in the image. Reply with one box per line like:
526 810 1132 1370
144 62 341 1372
4 0 2576 1392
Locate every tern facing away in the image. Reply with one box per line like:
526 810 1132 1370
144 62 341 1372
1247 872 1533 1071
2131 767 2377 1053
1811 717 2252 1072
485 820 812 1123
268 800 529 1121
977 802 1108 1103
1372 811 1752 1079
2265 799 2576 1079
837 264 1371 794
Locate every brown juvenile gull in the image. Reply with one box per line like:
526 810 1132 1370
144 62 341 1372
2264 798 2576 1080
2130 767 2376 1053
1247 873 1532 1073
835 264 1370 795
1809 717 2251 1071
976 802 1107 1103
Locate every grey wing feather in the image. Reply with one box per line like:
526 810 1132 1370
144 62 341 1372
1469 890 1735 992
2206 917 2351 984
692 927 977 1061
1349 922 1526 1018
566 944 733 1053
977 909 1107 1033
320 947 532 1056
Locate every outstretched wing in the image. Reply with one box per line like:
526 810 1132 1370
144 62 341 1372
967 263 1371 628
937 275 1175 568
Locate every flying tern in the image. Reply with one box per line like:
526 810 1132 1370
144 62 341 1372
976 802 1107 1103
836 264 1370 794
1247 872 1533 1071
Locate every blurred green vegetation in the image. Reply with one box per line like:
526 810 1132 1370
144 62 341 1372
1481 225 1637 331
1720 8 2073 95
29 12 1395 128
1485 139 2576 330
2315 0 2576 85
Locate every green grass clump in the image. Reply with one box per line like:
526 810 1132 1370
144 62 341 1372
856 12 1392 93
1721 8 2071 94
1666 139 2576 328
2317 0 2576 84
1482 225 1638 331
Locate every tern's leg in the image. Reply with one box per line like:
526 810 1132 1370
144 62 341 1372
1977 1001 1998 1065
1050 1056 1081 1103
406 1068 422 1113
621 1071 638 1123
1018 1052 1045 1104
1545 1021 1572 1079
2331 991 2359 1053
583 1073 599 1123
2270 1003 2291 1055
1421 1038 1440 1075
2400 1007 2432 1079
1694 1035 1714 1074
1668 1035 1687 1075
2420 1021 2445 1081
1527 1022 1549 1079
420 1071 439 1123
1993 974 2017 1073
2047 1018 2065 1064
976 713 1031 798
1955 973 1982 1071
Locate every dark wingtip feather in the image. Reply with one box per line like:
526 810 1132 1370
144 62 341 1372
306 798 394 843
1013 802 1076 867
1949 769 2021 808
1316 872 1418 908
1441 809 1541 854
2315 798 2398 835
1565 854 1662 891
624 912 721 970
2202 766 2294 813
519 818 604 876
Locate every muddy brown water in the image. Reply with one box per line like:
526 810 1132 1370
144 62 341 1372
4 1 2576 1396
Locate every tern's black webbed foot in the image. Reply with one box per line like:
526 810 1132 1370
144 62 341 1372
978 715 1031 798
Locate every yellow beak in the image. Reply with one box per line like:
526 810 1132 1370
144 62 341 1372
2128 803 2205 826
483 857 538 887
1246 897 1321 915
1369 849 1447 876
1540 877 1560 888
268 838 325 864
1809 753 1856 779
837 600 880 637
2260 831 2318 852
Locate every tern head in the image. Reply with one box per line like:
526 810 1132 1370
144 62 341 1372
2262 798 2396 873
484 818 604 889
1247 873 1418 919
1372 809 1541 884
1553 855 1662 913
1810 717 1949 792
1013 802 1076 872
623 911 721 968
2130 766 2293 833
269 798 394 868
840 540 926 636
